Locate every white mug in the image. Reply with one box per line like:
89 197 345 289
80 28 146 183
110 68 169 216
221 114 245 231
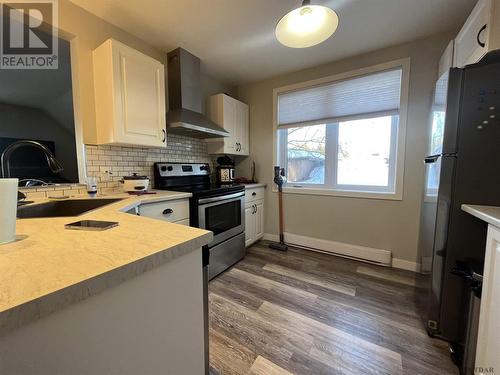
0 178 19 245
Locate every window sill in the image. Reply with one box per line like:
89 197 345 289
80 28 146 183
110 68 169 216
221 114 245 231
424 194 438 203
275 186 403 201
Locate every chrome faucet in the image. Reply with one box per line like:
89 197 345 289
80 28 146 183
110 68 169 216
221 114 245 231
1 140 64 178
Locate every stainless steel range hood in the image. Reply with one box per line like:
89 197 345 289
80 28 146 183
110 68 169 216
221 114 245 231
166 48 229 139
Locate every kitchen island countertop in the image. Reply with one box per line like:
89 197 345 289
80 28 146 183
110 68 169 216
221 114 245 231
462 204 500 228
0 190 213 336
242 183 267 189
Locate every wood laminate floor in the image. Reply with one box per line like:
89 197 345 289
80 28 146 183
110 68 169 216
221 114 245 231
208 241 458 375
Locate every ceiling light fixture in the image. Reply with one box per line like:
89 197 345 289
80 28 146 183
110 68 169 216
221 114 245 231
275 0 339 48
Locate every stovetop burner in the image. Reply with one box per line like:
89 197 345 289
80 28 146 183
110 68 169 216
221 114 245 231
153 162 244 198
168 183 244 198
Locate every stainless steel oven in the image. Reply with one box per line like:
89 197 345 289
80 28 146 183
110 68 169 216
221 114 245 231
154 162 247 280
198 191 245 247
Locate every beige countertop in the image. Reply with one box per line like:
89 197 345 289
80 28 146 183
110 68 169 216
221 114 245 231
242 183 267 189
0 190 213 335
462 204 500 228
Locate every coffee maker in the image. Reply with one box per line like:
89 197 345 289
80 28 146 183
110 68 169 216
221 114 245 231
216 155 235 185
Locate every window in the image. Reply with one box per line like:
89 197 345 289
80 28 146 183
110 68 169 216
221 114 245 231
275 60 409 199
425 71 448 199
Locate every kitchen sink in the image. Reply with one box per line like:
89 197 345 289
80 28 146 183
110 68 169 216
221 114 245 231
17 198 124 219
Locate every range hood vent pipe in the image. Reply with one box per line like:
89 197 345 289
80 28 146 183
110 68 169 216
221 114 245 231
166 48 229 139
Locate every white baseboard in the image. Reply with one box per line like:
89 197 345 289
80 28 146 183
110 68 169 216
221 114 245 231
280 232 391 265
392 258 421 272
262 232 423 272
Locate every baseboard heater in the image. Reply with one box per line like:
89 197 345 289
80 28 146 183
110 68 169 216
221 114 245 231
275 232 392 266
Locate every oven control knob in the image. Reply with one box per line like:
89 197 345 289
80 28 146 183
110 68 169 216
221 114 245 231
161 166 167 172
200 165 208 171
167 166 173 171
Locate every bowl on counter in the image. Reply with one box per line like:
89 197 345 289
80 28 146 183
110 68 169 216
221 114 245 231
121 173 150 193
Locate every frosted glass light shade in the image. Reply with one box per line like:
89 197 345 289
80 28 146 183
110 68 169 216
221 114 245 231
275 4 339 48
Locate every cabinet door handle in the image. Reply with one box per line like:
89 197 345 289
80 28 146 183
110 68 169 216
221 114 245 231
252 205 256 214
162 208 174 215
254 204 257 213
162 129 166 143
252 192 256 196
477 24 487 48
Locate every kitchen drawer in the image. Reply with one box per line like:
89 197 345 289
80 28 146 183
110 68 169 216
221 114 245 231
245 187 265 203
175 218 190 226
139 199 189 223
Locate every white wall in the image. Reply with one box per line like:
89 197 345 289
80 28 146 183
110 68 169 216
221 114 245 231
236 32 455 264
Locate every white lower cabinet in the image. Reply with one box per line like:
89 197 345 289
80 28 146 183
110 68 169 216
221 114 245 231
245 187 265 247
137 199 190 225
175 218 190 226
475 224 500 373
245 206 255 247
254 200 264 239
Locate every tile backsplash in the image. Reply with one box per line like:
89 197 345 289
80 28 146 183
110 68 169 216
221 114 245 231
20 134 216 199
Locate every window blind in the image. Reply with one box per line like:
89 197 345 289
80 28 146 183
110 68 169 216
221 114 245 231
433 73 448 110
277 68 402 128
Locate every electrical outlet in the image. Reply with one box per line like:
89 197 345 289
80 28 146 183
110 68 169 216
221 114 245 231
99 166 113 182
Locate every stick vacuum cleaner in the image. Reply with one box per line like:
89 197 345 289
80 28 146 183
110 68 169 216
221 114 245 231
269 166 288 252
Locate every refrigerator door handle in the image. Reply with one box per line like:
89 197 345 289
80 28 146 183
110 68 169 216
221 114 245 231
425 153 457 163
425 154 441 163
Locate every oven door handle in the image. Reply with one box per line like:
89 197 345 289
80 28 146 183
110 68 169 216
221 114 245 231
198 191 245 205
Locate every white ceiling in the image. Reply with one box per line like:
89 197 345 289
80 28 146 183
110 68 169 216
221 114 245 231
70 0 476 85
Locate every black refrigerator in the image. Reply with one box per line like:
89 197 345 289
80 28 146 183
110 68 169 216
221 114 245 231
420 50 500 364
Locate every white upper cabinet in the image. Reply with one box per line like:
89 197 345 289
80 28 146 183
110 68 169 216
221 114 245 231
238 102 249 155
93 39 167 148
206 94 249 155
454 0 499 68
438 40 455 77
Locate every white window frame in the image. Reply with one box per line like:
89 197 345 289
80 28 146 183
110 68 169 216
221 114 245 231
273 58 410 201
